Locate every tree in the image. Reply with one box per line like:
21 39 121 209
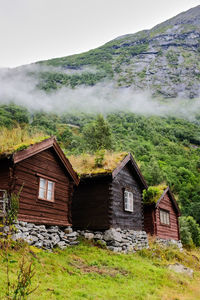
82 114 112 152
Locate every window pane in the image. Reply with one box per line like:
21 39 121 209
124 191 128 210
124 190 133 212
130 198 133 211
40 178 46 189
39 187 45 198
48 181 53 192
160 210 169 225
47 191 52 201
167 213 170 225
39 178 46 198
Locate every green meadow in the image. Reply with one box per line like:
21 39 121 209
0 240 200 300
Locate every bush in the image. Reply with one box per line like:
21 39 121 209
179 216 200 247
143 185 167 205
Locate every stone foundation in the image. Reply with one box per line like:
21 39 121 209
4 222 149 253
11 221 79 250
156 238 183 250
77 228 149 253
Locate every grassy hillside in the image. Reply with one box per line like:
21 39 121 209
0 240 200 300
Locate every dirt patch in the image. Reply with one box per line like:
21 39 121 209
69 257 128 277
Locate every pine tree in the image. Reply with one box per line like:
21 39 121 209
83 114 112 152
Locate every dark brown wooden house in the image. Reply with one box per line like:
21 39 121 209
0 137 79 226
144 187 181 240
71 152 148 230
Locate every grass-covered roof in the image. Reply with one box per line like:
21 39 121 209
0 127 49 157
68 151 128 177
143 184 168 205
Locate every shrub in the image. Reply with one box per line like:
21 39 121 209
143 185 167 205
179 216 200 247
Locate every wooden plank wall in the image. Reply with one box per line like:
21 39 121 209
143 206 155 235
156 193 180 240
13 148 72 226
110 163 144 230
0 159 11 191
72 178 110 230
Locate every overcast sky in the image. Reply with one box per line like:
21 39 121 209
0 0 199 68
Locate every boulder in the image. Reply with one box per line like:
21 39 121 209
84 232 94 240
104 228 122 242
168 264 193 277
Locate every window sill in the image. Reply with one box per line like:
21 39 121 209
160 223 171 227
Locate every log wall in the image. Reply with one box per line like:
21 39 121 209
13 148 72 226
0 159 11 191
72 177 111 230
143 205 155 235
110 163 144 230
156 193 180 240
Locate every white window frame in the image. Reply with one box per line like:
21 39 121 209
38 177 55 202
160 209 170 225
124 190 134 212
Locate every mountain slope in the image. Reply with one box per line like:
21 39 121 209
37 5 200 98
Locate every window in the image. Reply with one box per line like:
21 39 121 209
124 190 134 212
160 209 170 225
38 177 55 201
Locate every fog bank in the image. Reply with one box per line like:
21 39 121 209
0 65 199 120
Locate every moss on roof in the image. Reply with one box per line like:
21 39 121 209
143 184 168 205
68 151 128 177
0 127 50 157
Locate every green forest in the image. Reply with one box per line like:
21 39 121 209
1 103 200 245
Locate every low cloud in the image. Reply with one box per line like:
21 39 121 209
0 64 200 120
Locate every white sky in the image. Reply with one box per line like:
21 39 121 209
0 0 199 68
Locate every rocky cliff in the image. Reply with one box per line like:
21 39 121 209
34 5 200 99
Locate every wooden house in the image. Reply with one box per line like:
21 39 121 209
144 187 181 240
0 137 79 226
71 152 148 230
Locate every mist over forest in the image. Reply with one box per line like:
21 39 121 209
0 65 200 122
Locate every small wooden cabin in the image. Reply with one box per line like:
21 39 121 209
0 137 79 226
144 187 181 240
71 152 148 230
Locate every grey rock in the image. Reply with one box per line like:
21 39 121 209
67 232 77 238
94 233 103 240
50 234 60 244
34 241 43 248
43 240 53 249
19 221 27 227
104 228 122 242
58 231 65 238
47 226 59 233
27 235 39 245
64 227 73 234
21 227 29 232
27 223 34 229
168 264 193 277
12 232 23 240
57 241 67 249
69 241 79 245
84 232 94 240
37 225 47 232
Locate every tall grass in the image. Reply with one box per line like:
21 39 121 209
0 126 49 155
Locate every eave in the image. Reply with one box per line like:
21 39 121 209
13 137 79 185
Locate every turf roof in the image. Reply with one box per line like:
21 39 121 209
143 184 168 205
68 152 128 177
0 127 49 158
